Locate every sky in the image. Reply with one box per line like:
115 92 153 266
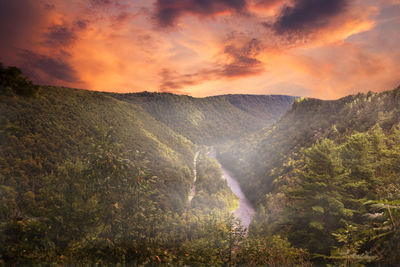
0 0 399 99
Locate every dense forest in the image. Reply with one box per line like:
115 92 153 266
219 87 400 265
0 64 303 265
1 64 399 265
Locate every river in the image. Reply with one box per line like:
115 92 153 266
210 151 255 229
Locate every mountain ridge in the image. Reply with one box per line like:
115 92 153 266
219 86 400 204
1 64 399 265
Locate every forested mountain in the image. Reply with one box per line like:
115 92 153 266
219 88 400 204
113 92 294 144
219 87 400 265
1 64 399 265
0 65 299 265
0 64 294 214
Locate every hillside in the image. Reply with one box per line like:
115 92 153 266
1 86 198 210
218 87 400 264
113 92 294 144
0 65 297 265
219 88 400 204
2 64 399 265
0 72 294 214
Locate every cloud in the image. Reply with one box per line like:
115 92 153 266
19 50 81 85
155 0 247 27
251 0 286 11
377 4 400 20
272 0 348 35
0 0 47 46
221 38 264 77
158 68 214 93
89 0 120 7
88 0 132 13
0 0 398 99
90 0 113 5
158 38 265 92
44 25 77 47
76 20 88 30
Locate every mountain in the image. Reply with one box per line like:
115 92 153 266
1 65 399 265
112 92 294 144
0 85 295 213
218 86 400 263
219 88 400 205
0 65 298 265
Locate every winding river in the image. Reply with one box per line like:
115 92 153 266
210 151 255 228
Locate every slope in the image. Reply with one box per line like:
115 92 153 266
217 86 400 264
112 92 295 144
219 87 400 205
0 86 196 212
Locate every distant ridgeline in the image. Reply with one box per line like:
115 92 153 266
111 91 295 144
1 64 399 265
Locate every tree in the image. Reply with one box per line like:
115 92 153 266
0 64 38 96
238 235 311 266
283 139 352 253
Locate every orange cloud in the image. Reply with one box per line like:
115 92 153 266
0 0 399 99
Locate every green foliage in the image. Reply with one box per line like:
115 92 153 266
359 199 400 265
0 133 163 264
0 72 298 265
217 86 400 265
261 126 400 265
179 214 246 266
0 84 195 211
282 139 355 253
219 87 400 204
237 235 311 267
191 154 238 212
327 223 376 266
0 64 38 96
7 66 400 265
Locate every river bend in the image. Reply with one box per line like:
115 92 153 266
210 151 255 228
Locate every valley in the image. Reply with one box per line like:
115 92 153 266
1 66 400 265
1 0 400 264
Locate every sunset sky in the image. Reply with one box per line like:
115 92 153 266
1 0 399 99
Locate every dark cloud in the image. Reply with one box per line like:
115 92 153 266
44 19 92 48
44 25 77 47
0 0 46 45
86 0 132 27
253 0 284 9
158 38 264 91
272 0 347 34
89 0 128 8
19 50 80 84
159 68 212 92
76 20 88 30
377 4 400 20
221 38 264 77
90 0 114 6
155 0 247 27
111 11 134 26
0 0 52 70
43 2 55 10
